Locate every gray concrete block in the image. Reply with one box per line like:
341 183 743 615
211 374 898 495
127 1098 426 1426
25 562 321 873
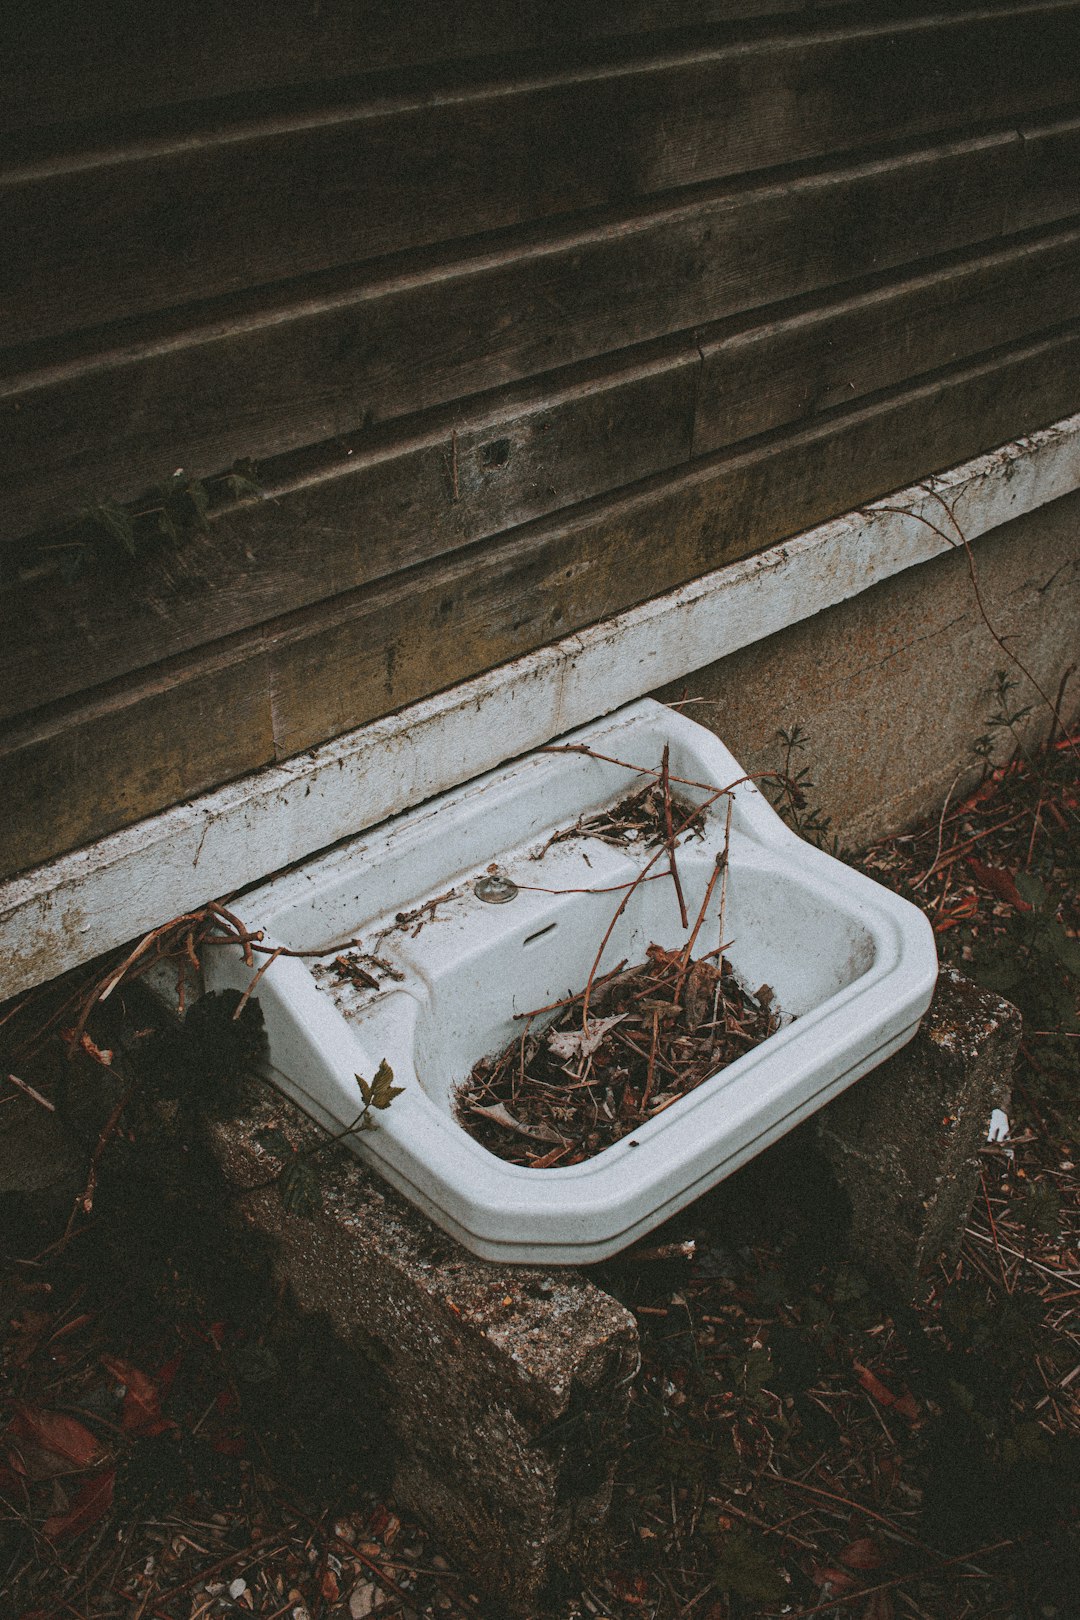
815 964 1020 1292
207 1090 638 1612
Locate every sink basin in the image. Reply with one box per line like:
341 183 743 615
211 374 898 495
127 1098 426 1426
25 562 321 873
204 699 937 1263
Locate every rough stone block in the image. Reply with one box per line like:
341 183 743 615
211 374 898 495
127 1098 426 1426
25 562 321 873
815 964 1020 1292
207 1090 638 1612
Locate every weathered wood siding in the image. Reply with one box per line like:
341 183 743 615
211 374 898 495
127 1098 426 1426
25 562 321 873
2 1 1079 877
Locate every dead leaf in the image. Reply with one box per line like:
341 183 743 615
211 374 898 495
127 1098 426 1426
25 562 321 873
811 1563 859 1592
100 1355 171 1436
468 1102 564 1143
684 959 721 1029
547 1013 626 1061
854 1361 899 1406
840 1536 886 1570
8 1405 104 1471
59 1030 114 1065
862 1588 895 1620
43 1468 114 1541
967 858 1031 910
853 1361 919 1421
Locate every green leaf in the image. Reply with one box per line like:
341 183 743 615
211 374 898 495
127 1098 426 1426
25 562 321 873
186 478 211 528
1017 1181 1062 1237
255 1126 294 1159
1014 871 1050 912
713 1535 788 1602
741 1347 773 1399
157 507 182 544
85 499 136 557
1045 924 1080 978
279 1156 321 1217
224 472 262 501
370 1058 404 1110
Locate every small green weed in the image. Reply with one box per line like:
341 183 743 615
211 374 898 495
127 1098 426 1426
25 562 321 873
3 460 261 589
766 724 841 852
254 1060 403 1216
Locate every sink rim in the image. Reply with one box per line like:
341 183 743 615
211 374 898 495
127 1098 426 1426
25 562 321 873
204 699 937 1261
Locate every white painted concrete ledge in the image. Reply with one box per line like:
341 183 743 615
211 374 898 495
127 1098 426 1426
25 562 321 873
4 411 1080 1000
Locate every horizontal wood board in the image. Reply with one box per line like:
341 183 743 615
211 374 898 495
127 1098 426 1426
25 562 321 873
4 323 1079 878
3 4 1079 347
4 223 1080 720
11 119 1080 543
1 0 867 133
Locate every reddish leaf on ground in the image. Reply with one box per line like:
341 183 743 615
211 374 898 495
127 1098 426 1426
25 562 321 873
367 1503 393 1539
100 1354 171 1436
156 1349 182 1397
8 1405 103 1469
853 1362 919 1422
840 1537 886 1571
891 1389 920 1423
811 1563 859 1592
967 858 1032 910
609 1571 650 1604
854 1362 898 1406
210 1429 246 1457
59 1030 115 1065
43 1468 115 1541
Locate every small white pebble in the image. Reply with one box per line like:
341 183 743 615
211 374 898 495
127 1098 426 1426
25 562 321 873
349 1580 380 1619
987 1107 1010 1142
229 1577 247 1600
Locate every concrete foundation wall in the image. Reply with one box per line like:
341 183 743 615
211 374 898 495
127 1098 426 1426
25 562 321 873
657 485 1080 849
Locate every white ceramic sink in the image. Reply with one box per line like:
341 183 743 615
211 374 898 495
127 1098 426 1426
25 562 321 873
204 700 937 1263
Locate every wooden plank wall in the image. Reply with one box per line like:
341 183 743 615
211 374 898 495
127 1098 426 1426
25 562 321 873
2 0 1079 878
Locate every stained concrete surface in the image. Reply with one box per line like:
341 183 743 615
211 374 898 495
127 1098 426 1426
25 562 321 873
656 485 1080 848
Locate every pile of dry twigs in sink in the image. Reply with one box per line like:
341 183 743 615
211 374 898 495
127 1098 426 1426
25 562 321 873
457 940 782 1168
